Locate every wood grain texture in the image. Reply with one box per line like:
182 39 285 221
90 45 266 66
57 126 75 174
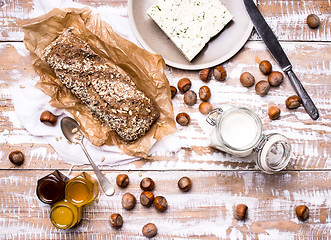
0 0 330 42
0 0 330 239
0 41 330 171
0 170 330 239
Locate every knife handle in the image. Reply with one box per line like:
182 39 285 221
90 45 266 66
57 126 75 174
285 69 319 120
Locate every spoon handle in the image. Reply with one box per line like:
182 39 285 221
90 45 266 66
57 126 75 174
79 141 115 196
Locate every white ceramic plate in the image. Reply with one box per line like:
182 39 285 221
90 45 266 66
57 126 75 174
128 0 254 70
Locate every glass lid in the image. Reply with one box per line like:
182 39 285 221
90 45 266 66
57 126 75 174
255 133 291 174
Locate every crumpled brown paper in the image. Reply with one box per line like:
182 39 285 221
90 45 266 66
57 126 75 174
22 7 176 158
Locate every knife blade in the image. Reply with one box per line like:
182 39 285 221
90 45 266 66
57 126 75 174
243 0 319 120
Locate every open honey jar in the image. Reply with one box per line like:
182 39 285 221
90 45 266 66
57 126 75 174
50 199 82 230
36 170 69 204
65 172 97 207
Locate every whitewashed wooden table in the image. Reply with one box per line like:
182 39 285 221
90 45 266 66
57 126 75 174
0 0 330 239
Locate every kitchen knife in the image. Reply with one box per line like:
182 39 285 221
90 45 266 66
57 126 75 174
243 0 319 120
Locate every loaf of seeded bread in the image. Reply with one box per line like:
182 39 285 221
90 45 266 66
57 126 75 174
42 29 160 142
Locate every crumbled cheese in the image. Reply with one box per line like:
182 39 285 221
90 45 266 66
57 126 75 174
147 0 233 61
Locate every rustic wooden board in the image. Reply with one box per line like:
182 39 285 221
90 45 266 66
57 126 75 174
0 0 330 239
0 0 330 42
0 170 330 239
0 41 330 171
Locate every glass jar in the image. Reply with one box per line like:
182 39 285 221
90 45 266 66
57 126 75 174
50 199 82 230
36 170 69 205
65 172 97 207
207 106 291 174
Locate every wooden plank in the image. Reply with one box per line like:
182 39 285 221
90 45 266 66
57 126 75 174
0 0 330 42
0 41 330 171
0 170 330 239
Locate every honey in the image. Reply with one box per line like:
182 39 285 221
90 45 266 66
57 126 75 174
36 170 68 204
50 199 82 230
65 172 97 207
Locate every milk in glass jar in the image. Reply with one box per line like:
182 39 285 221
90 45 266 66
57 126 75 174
207 106 291 174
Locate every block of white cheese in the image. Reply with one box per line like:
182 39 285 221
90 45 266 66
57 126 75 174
147 0 234 61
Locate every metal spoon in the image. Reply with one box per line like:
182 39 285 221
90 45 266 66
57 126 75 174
60 117 115 196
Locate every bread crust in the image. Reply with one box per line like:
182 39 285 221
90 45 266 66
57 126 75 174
43 29 160 142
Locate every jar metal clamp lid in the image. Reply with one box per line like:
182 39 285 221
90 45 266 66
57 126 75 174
254 133 291 174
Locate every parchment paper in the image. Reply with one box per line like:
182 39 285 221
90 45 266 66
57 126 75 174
22 7 176 158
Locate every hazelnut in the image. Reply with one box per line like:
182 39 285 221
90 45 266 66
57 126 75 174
153 196 168 212
184 90 197 106
142 223 157 238
177 78 191 93
40 111 58 126
178 177 192 192
199 68 212 82
8 150 24 166
110 213 123 228
140 177 155 191
296 205 309 221
213 66 227 81
116 174 129 188
307 14 320 28
285 95 302 109
140 191 154 207
199 102 213 115
240 72 255 87
255 80 270 96
176 113 190 126
170 86 177 99
259 60 272 75
199 86 211 101
235 204 248 220
121 193 136 210
268 106 281 120
268 71 284 87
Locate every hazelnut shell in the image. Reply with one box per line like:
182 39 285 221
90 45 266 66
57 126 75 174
142 223 157 238
268 106 281 120
153 196 168 212
116 174 129 188
199 86 211 101
184 90 197 106
170 86 177 99
268 71 284 87
40 111 58 126
296 205 309 221
140 191 154 207
255 80 270 96
240 72 255 87
178 177 192 192
177 78 191 93
199 68 212 82
199 102 213 115
285 95 302 109
140 177 155 191
235 204 248 220
110 213 123 228
176 113 190 126
8 151 24 166
259 60 272 75
121 193 136 210
213 66 227 81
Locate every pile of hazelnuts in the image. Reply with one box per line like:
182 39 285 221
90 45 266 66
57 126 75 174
110 174 192 238
234 203 310 222
240 60 303 120
172 65 226 126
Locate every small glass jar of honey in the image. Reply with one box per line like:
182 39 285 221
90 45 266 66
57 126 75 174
50 199 82 230
36 170 69 204
65 172 97 207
